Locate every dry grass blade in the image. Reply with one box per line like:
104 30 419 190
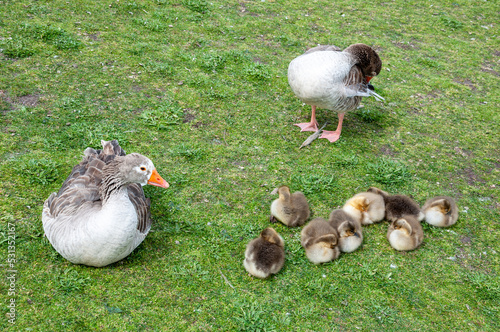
299 122 328 149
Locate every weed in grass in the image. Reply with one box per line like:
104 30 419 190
368 300 399 325
304 277 339 299
205 86 229 100
331 154 359 167
367 157 412 186
200 52 227 72
276 35 301 48
17 23 82 50
116 1 145 13
57 97 83 110
171 261 211 281
51 35 83 50
355 107 385 123
417 57 444 70
57 268 90 293
234 302 276 332
291 173 338 197
466 272 500 301
61 122 129 148
168 144 205 160
141 103 184 129
128 42 156 56
21 159 60 185
227 49 253 63
104 304 124 314
27 3 51 16
244 62 272 81
133 18 170 32
183 0 209 14
144 61 174 77
1 38 36 59
440 16 464 30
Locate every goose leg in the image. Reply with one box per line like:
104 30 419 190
320 113 344 142
294 105 319 132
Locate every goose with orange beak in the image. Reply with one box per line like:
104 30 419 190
42 140 169 267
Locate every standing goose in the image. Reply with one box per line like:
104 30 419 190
42 140 169 267
288 43 384 142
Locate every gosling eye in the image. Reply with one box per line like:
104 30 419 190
140 166 146 171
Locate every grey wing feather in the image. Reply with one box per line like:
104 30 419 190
46 140 126 219
305 44 342 54
127 184 151 233
343 64 385 101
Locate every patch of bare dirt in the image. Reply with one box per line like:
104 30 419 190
393 40 420 50
191 121 207 128
380 144 396 156
458 167 486 186
238 2 259 16
454 147 473 158
0 90 14 113
85 32 101 41
18 94 40 107
132 85 144 92
481 61 499 76
460 236 472 244
183 109 196 123
453 78 477 91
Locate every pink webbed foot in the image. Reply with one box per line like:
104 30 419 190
320 112 344 143
320 130 341 143
295 105 319 132
294 121 319 132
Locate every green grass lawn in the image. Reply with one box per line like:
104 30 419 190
1 0 499 330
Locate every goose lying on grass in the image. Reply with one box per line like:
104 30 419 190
42 140 169 267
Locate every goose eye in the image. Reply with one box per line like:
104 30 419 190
140 167 146 171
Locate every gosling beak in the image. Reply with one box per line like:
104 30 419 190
148 169 169 188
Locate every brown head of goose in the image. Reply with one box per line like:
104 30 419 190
42 140 169 267
288 43 384 142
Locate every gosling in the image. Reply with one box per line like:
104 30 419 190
422 196 458 227
243 227 285 279
328 209 363 253
301 217 340 264
387 215 423 251
270 185 310 227
342 191 385 225
368 187 424 222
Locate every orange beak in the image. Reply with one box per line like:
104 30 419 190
148 169 169 188
366 76 373 83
